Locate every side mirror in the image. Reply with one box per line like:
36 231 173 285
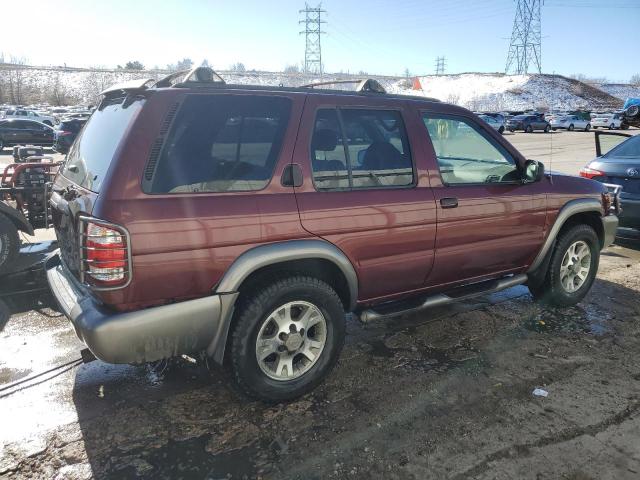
523 159 545 183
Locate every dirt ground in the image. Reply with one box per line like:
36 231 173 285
1 132 640 480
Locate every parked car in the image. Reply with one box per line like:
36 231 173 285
0 119 54 151
622 99 640 129
579 131 640 233
592 113 624 130
479 114 505 134
506 114 551 133
53 118 86 154
2 109 57 126
45 68 618 402
549 114 591 131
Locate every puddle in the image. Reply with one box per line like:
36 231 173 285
524 304 613 335
104 434 266 479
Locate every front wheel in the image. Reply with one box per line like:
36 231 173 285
585 124 591 132
528 224 599 307
525 125 533 133
544 124 551 133
609 123 615 130
498 126 505 134
568 124 575 131
229 275 346 402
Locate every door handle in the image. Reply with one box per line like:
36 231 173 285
440 197 458 209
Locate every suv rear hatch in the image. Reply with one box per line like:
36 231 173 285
50 94 144 281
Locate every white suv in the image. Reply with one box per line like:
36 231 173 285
592 113 623 130
2 108 57 126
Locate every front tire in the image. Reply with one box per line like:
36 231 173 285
229 275 345 402
528 224 599 307
544 124 551 133
568 124 575 131
609 123 615 130
525 125 533 133
585 124 591 131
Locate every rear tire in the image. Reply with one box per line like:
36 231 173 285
525 125 533 133
568 124 574 131
585 124 591 132
0 214 20 276
229 275 345 402
609 123 615 130
528 224 599 307
544 124 551 133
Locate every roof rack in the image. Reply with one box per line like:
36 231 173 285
300 78 387 94
154 66 225 88
100 78 155 96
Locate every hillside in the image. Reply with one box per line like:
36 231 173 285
0 64 632 112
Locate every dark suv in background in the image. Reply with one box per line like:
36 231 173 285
507 114 551 133
53 118 87 153
0 119 54 151
46 68 618 402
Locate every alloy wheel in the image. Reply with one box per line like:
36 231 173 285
559 240 591 293
255 300 327 381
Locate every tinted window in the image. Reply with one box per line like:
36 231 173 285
148 95 291 193
62 95 144 192
423 115 518 185
603 135 640 159
310 108 413 190
58 120 84 133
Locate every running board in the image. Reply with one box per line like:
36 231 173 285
357 274 528 323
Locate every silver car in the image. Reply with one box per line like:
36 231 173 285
479 114 505 134
550 114 591 132
592 113 624 130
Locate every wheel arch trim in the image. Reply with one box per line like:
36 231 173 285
0 201 34 235
214 239 359 310
528 198 603 273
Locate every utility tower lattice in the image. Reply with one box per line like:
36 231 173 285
299 3 326 75
505 0 542 74
435 56 446 75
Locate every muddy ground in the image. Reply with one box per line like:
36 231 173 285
0 235 639 480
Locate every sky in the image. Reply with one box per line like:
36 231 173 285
2 0 639 81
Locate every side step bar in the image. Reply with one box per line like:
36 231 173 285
357 274 528 323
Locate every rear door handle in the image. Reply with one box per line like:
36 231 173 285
440 197 458 209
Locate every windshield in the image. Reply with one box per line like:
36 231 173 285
603 135 640 159
61 95 144 192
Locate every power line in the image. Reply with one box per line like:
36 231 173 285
299 3 326 75
505 0 543 75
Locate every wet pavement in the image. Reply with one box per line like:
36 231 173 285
1 240 640 479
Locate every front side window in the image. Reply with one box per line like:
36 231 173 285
148 95 291 194
310 108 413 190
423 115 519 185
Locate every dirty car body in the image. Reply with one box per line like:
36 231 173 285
45 68 619 401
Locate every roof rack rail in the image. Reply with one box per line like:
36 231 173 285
154 66 225 88
300 78 387 94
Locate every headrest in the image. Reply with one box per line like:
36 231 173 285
312 128 338 152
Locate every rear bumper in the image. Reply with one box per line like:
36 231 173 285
602 215 619 247
45 252 238 364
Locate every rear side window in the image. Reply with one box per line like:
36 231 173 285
62 96 144 192
147 95 291 194
310 108 413 190
59 121 83 132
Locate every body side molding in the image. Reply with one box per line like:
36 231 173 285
528 198 603 273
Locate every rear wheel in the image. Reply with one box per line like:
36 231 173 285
544 124 551 133
585 123 591 132
229 275 346 402
0 214 20 275
525 125 533 133
609 123 615 130
528 224 599 307
568 124 574 131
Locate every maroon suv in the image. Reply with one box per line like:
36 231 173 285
46 68 619 401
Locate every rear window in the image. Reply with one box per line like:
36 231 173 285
61 96 143 192
58 120 84 132
146 95 291 194
603 135 640 159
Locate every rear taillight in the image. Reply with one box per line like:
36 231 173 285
579 167 605 180
80 217 131 289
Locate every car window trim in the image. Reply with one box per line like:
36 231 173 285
308 106 417 192
420 111 520 187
